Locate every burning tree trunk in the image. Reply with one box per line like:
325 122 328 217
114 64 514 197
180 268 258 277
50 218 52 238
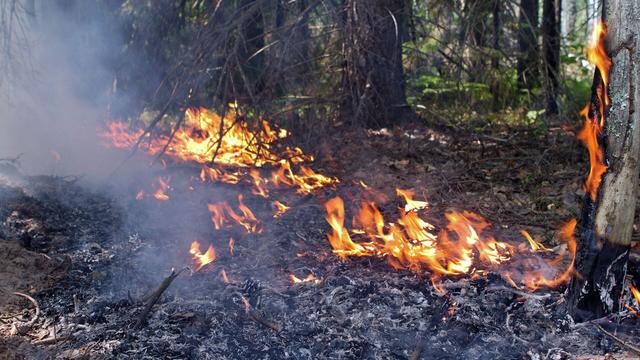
568 1 640 319
341 0 416 127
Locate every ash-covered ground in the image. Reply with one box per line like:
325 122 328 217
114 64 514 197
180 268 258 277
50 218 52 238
1 125 639 360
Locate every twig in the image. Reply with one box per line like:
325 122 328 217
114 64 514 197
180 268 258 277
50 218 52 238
233 291 282 332
10 292 39 336
246 308 283 332
32 336 71 345
485 285 551 300
133 267 187 329
595 323 640 355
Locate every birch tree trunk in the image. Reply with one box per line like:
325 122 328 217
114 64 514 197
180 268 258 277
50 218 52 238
568 0 640 319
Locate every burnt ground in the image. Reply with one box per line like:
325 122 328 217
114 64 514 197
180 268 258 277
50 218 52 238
0 123 639 360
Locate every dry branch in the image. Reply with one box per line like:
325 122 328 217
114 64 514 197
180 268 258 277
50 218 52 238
133 267 186 329
10 292 40 336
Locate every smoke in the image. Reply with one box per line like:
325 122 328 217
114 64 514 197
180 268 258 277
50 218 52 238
0 0 126 178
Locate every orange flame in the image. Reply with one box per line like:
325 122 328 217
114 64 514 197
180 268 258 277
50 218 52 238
152 177 171 201
627 285 640 317
272 200 290 218
396 188 429 212
289 274 321 285
324 191 577 290
577 21 611 200
207 195 262 233
100 107 337 195
190 241 216 271
229 237 235 256
220 268 230 284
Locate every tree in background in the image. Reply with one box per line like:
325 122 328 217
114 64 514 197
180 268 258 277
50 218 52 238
517 0 540 91
341 0 416 127
542 0 561 115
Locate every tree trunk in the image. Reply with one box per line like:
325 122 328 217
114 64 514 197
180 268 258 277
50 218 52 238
341 0 416 127
517 0 539 90
542 0 561 115
562 0 576 39
568 0 640 320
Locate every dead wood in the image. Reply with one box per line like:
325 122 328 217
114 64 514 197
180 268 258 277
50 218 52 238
594 323 640 355
133 267 186 329
10 292 39 336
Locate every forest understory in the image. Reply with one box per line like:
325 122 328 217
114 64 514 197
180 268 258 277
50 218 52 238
1 122 638 360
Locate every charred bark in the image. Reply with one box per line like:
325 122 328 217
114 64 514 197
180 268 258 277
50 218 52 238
341 0 417 127
568 0 640 320
517 0 540 90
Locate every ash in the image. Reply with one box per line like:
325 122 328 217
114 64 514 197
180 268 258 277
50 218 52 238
0 167 637 360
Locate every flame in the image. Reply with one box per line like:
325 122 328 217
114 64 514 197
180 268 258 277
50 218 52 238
289 274 320 285
627 285 640 317
100 107 337 195
577 21 611 200
324 191 577 290
396 188 429 212
207 195 262 233
190 241 216 271
229 237 235 256
220 268 230 284
272 200 290 218
520 230 552 252
325 197 373 259
152 177 171 201
135 190 144 200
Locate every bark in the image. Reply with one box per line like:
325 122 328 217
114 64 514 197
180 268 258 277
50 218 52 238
517 0 540 90
562 0 576 39
341 0 416 127
568 0 640 320
542 0 561 114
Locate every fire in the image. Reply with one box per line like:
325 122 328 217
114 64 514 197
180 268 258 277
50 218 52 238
272 200 289 218
100 107 337 196
396 188 428 212
325 197 374 259
207 195 262 233
135 190 144 200
228 237 235 256
324 190 577 290
220 269 230 284
152 176 171 201
520 230 552 252
189 241 216 271
577 21 611 200
627 285 640 317
289 274 320 285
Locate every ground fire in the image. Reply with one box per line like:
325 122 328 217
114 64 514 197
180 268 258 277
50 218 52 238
95 23 623 296
3 1 640 358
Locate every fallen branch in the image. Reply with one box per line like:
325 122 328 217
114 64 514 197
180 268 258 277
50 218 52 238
32 336 71 345
133 267 187 329
595 323 640 355
10 292 40 336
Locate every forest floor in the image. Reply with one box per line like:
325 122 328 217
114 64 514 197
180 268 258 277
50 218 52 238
0 119 639 359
